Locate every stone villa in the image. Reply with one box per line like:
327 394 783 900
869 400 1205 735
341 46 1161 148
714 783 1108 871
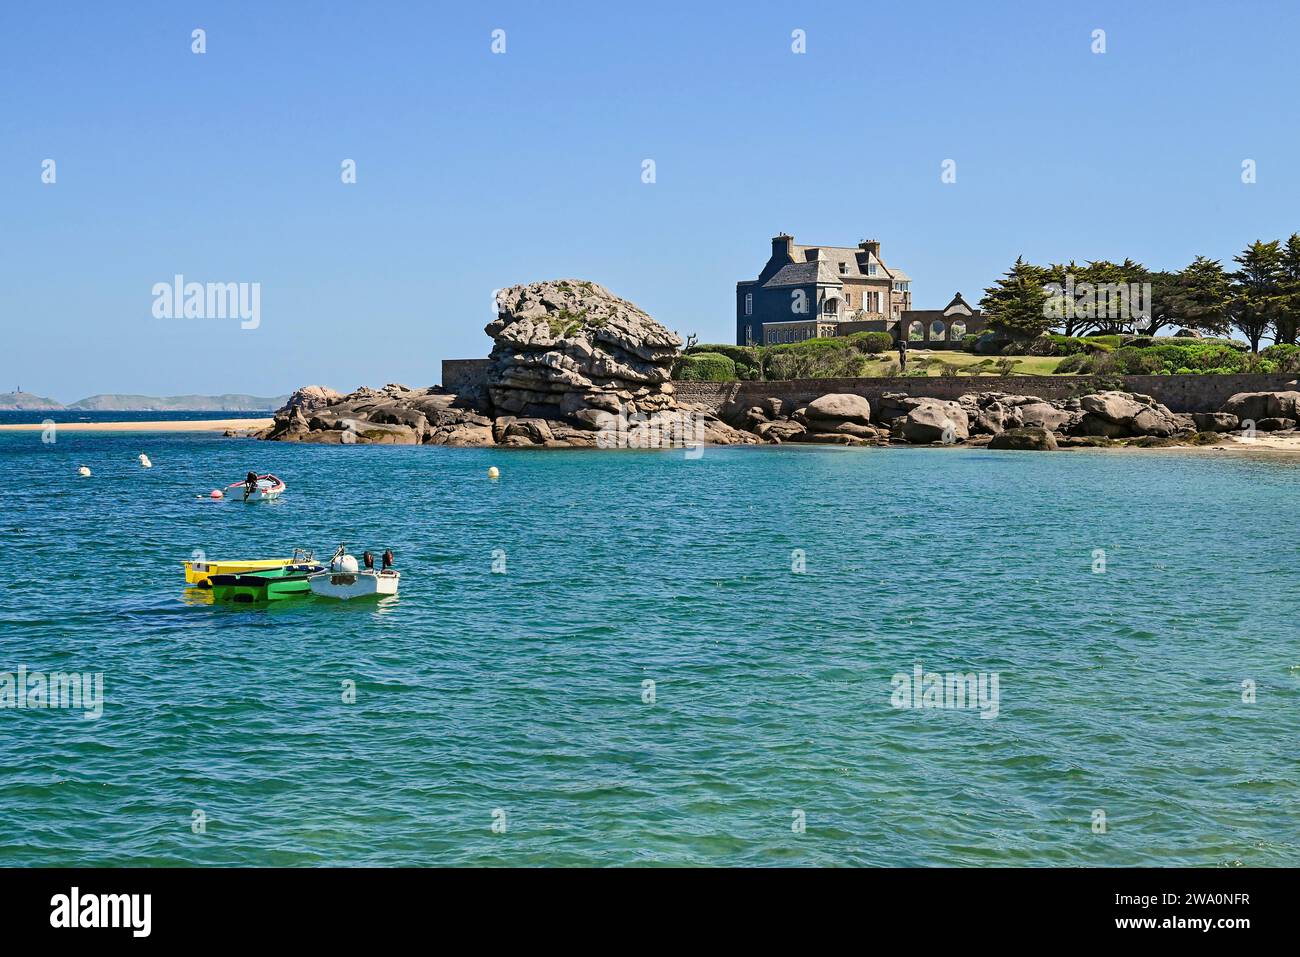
735 233 985 349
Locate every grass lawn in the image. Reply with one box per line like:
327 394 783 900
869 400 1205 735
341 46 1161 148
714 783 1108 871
860 350 1064 376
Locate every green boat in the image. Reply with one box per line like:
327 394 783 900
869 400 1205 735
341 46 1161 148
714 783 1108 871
209 563 324 603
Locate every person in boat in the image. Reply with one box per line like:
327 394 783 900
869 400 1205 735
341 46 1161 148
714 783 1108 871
362 551 374 570
382 549 394 571
244 471 258 493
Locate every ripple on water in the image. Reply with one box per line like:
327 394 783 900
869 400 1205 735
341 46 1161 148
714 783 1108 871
0 437 1297 865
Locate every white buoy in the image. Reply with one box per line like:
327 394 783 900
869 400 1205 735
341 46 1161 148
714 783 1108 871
333 553 359 573
77 466 91 477
138 453 152 468
487 466 500 480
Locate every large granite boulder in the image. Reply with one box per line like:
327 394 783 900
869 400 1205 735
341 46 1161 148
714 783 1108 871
1077 391 1179 438
1017 401 1070 432
805 393 872 427
1220 391 1300 423
874 392 924 423
899 398 969 444
958 392 1068 435
989 427 1058 451
278 384 343 414
1192 412 1239 433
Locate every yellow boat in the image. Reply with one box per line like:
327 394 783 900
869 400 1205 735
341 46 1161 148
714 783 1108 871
183 550 315 588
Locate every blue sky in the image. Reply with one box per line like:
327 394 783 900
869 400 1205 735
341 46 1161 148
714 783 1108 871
3 0 1298 398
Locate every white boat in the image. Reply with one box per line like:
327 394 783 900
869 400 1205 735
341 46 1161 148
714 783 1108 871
309 547 400 600
226 473 285 502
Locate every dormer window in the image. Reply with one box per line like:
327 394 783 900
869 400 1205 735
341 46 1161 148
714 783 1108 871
868 264 877 276
839 262 848 275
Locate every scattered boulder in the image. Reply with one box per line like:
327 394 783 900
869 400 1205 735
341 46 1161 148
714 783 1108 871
874 392 924 423
755 419 807 443
1192 412 1239 433
989 427 1058 451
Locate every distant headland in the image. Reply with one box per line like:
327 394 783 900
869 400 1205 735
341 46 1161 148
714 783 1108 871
0 391 289 412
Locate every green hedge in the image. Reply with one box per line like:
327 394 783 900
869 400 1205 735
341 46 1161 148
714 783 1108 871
686 343 762 379
765 338 869 379
1030 334 1117 356
1261 344 1300 372
846 331 895 354
1058 342 1264 375
675 352 737 381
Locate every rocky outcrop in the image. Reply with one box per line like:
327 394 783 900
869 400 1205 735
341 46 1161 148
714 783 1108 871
480 280 756 448
486 280 679 419
262 280 756 449
961 392 1072 435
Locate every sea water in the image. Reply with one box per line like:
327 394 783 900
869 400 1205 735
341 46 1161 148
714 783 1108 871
0 426 1296 866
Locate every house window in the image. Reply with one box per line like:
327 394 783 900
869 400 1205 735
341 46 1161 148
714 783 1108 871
844 291 851 306
839 262 848 275
868 264 877 276
744 293 752 316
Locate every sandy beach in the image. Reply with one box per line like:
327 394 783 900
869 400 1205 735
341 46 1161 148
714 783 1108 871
0 418 272 433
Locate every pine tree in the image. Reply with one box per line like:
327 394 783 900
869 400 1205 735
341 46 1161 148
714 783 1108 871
1275 233 1300 346
1230 240 1284 352
980 257 1050 339
1163 256 1232 337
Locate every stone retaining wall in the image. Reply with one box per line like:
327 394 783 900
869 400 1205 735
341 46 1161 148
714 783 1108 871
671 373 1300 415
442 358 1299 416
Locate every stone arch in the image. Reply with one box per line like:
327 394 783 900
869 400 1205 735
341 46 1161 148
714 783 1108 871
930 319 946 341
949 319 967 340
908 320 925 341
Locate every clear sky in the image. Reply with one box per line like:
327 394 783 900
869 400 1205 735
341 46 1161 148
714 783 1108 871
3 0 1298 399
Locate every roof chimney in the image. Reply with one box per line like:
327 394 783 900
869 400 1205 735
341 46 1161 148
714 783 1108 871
859 239 881 260
772 233 794 263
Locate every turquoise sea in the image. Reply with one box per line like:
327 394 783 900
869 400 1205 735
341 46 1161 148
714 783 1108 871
1 422 1297 866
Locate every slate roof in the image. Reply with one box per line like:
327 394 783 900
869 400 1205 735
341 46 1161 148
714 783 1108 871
784 243 909 283
761 259 844 288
